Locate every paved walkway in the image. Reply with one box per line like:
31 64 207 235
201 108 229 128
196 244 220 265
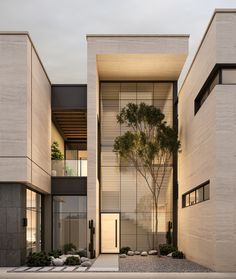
9 266 87 273
89 254 119 271
0 268 236 279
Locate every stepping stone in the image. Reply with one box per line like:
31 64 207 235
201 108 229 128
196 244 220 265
89 267 118 272
75 266 87 272
27 267 42 272
52 266 65 272
39 266 54 272
63 266 76 272
13 266 29 272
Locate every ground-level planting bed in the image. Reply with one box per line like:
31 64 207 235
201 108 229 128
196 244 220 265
119 255 212 272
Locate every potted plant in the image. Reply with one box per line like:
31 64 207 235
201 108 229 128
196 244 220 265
51 141 64 176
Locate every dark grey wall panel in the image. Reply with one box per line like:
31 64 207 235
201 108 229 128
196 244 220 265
0 183 26 266
52 85 87 110
52 177 87 195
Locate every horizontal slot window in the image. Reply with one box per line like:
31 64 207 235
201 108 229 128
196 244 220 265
195 65 236 115
182 180 210 208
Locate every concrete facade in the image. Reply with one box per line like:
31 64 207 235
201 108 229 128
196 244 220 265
178 10 236 272
0 9 236 272
0 33 51 193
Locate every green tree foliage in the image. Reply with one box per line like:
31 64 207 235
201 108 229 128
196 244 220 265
114 102 180 253
51 141 64 160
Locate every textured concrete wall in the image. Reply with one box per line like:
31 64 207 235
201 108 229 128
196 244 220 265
0 184 26 266
178 11 236 271
0 34 51 193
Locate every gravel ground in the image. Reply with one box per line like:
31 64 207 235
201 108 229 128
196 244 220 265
119 255 213 272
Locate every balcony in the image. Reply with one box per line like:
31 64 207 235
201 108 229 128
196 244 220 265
51 159 87 177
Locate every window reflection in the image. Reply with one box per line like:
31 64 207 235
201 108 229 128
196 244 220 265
53 196 87 251
26 189 41 255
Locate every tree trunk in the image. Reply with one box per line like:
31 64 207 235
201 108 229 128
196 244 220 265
154 197 160 256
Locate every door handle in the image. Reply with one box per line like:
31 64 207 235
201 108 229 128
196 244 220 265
115 219 117 247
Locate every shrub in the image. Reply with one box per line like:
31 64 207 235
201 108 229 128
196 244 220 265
76 249 87 258
159 244 177 256
51 141 64 160
65 256 81 266
120 246 131 255
63 243 77 254
48 249 62 258
172 250 185 259
26 251 51 267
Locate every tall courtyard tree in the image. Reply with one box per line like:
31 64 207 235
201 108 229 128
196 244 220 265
113 102 180 253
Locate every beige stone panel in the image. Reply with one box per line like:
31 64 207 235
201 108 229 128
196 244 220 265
0 157 30 182
214 85 236 271
26 38 32 158
97 53 187 81
88 36 188 81
179 18 216 100
216 13 236 63
32 162 51 194
51 122 64 153
32 49 51 175
0 35 28 156
87 49 100 256
178 85 216 270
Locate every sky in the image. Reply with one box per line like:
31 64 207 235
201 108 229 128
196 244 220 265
0 0 236 85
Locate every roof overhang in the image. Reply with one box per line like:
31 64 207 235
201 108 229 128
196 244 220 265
87 35 189 81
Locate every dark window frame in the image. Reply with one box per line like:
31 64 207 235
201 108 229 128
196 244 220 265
182 180 210 208
194 64 236 115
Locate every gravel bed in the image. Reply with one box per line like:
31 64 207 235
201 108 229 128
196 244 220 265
119 255 213 272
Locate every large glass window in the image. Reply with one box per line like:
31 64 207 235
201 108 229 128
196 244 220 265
100 82 174 251
26 189 41 255
53 196 87 251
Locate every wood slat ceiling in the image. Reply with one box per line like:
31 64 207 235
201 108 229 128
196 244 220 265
53 110 87 141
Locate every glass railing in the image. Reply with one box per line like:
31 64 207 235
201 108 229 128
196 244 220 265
51 159 87 177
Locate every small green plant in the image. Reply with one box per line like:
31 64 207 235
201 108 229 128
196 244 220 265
65 256 81 266
48 249 62 258
51 141 64 160
172 250 185 259
159 244 177 256
26 251 51 267
76 249 87 258
63 243 77 254
120 246 131 254
65 165 74 176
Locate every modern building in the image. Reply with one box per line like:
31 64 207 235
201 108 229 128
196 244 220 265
0 9 235 272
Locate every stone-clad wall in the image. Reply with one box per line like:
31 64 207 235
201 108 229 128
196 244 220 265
0 34 51 193
0 184 26 266
178 11 236 271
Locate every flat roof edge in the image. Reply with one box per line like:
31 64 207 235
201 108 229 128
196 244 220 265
86 34 190 39
0 31 51 84
179 8 236 93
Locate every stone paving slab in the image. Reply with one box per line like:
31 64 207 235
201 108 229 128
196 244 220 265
89 255 119 272
12 266 29 272
75 267 87 272
51 266 65 272
27 267 42 272
63 266 77 272
38 266 54 272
